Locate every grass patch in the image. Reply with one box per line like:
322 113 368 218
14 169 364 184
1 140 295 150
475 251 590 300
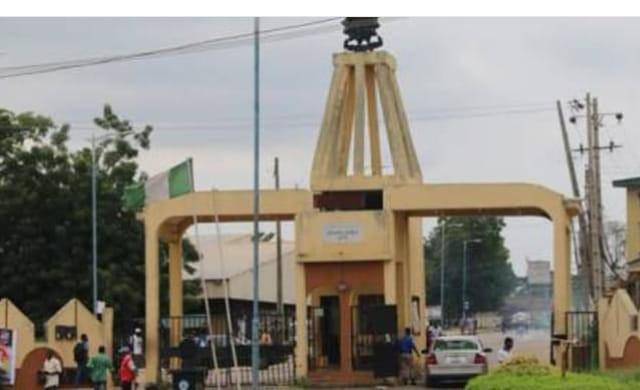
466 356 638 389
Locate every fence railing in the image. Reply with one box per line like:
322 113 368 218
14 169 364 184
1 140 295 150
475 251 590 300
115 312 297 387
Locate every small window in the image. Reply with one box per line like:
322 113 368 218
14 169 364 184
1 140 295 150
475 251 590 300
631 315 638 332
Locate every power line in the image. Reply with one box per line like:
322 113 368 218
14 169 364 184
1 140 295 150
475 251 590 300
0 18 344 79
61 104 555 133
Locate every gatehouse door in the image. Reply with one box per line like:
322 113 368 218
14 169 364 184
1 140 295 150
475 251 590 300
320 296 341 367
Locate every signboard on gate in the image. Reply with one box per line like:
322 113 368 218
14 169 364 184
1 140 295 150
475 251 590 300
0 328 17 385
323 223 363 243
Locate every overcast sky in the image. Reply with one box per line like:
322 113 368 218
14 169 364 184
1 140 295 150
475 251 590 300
1 17 639 276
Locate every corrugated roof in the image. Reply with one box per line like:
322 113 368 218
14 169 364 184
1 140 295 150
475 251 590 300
183 233 295 281
612 176 640 188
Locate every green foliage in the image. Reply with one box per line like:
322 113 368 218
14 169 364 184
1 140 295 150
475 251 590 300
494 356 551 376
466 372 630 390
425 216 517 321
466 358 640 389
0 105 198 331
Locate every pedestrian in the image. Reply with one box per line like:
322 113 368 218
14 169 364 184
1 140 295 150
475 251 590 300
129 327 144 368
398 327 420 385
73 333 89 385
260 328 273 345
498 336 514 363
87 345 113 390
119 346 137 390
42 351 62 390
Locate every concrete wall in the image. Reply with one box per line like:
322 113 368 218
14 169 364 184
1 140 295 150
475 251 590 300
45 299 113 367
598 289 640 368
0 299 36 368
0 298 112 369
626 188 640 262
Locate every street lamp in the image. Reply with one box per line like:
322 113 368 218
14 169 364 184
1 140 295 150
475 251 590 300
439 221 463 328
462 238 482 321
90 131 132 314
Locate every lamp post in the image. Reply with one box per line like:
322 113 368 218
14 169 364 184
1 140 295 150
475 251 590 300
439 221 463 328
90 131 131 314
462 239 482 321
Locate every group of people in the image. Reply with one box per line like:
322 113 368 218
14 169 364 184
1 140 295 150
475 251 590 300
41 331 142 390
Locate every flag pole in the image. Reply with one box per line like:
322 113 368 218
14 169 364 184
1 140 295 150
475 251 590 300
211 189 241 390
251 16 261 389
187 160 221 390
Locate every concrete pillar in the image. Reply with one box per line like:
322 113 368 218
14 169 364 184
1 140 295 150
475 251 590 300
339 291 352 372
408 217 426 350
552 215 571 337
383 260 396 305
168 239 183 369
294 262 308 377
145 223 160 384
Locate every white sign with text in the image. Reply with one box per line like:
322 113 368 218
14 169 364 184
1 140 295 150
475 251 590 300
322 223 363 244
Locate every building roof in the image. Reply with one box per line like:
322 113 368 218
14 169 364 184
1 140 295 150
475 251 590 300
612 177 640 188
184 233 295 281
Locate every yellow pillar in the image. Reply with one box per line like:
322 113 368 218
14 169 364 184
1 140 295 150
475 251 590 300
145 223 160 384
552 215 571 336
408 217 426 350
168 239 183 369
294 262 308 377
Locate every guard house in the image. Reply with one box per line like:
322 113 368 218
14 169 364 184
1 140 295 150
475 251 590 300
141 18 579 385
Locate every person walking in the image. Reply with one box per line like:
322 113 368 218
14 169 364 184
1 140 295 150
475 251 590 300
73 334 89 385
129 328 144 368
498 336 514 363
42 351 62 390
119 346 137 390
398 327 420 385
87 345 113 390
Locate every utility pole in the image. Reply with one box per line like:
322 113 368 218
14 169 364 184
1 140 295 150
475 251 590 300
557 100 591 303
91 134 98 314
585 93 603 298
251 16 261 389
440 221 446 328
274 157 283 316
570 93 623 300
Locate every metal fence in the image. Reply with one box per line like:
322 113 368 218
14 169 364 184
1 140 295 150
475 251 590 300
565 311 598 372
116 312 297 387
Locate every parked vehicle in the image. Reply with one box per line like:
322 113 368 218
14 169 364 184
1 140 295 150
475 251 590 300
423 335 491 387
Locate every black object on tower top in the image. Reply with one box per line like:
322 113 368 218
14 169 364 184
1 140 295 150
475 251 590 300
342 17 383 52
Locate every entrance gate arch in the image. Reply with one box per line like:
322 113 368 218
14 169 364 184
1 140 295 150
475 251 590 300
139 27 580 384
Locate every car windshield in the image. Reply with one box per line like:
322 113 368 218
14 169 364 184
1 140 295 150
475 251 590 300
433 339 478 351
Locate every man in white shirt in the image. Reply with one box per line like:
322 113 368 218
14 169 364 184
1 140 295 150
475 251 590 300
130 328 144 368
498 337 514 363
42 351 62 390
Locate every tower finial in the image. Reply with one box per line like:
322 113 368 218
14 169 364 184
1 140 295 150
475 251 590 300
341 17 383 52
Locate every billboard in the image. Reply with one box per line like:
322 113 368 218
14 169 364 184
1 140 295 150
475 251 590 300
0 328 16 385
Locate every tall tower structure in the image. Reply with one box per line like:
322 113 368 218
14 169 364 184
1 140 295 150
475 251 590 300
296 18 426 380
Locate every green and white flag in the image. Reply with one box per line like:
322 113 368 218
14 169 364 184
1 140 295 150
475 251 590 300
123 158 194 211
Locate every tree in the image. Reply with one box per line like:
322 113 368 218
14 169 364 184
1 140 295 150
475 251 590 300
0 105 198 332
425 216 517 323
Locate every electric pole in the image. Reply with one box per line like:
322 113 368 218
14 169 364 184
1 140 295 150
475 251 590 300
557 100 591 303
568 93 624 301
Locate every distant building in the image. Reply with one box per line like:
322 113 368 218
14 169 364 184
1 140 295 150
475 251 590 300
184 233 296 318
503 259 552 327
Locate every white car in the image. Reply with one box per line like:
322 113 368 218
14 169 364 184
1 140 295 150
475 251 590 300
424 335 491 387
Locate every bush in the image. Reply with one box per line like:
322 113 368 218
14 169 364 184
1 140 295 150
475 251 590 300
493 356 551 376
466 356 635 389
466 372 629 390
